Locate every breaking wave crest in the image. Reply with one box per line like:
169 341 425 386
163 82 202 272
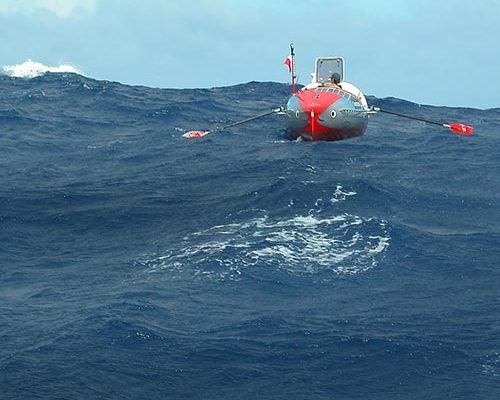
2 60 81 78
137 187 391 281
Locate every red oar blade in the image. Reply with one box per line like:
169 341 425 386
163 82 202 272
182 130 209 139
447 123 474 135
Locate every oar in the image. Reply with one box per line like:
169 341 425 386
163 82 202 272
183 106 285 139
370 107 474 135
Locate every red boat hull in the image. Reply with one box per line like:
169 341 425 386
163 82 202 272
285 87 368 141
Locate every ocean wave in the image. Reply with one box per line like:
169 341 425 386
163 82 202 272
1 74 498 399
2 60 81 78
137 208 391 282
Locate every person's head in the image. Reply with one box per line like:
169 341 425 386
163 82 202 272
331 72 341 84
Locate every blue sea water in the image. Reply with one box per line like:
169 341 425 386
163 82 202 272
0 72 499 399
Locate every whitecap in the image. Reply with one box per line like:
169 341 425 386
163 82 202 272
136 184 390 281
2 59 81 78
138 211 390 282
330 184 357 203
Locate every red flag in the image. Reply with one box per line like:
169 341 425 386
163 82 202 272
283 55 292 73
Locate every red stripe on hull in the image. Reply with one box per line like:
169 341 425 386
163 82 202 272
297 90 342 115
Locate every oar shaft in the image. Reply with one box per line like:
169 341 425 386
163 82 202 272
184 106 284 139
371 107 473 135
373 107 445 127
211 107 284 133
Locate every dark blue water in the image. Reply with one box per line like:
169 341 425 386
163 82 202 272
1 73 499 399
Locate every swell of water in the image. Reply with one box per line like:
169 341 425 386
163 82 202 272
139 186 391 281
1 72 499 400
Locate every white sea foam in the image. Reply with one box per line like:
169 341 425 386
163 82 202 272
139 213 390 281
330 184 357 203
482 352 499 377
2 60 81 78
136 185 391 281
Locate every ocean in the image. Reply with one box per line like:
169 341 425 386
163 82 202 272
1 72 499 399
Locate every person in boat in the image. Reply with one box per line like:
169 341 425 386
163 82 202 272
326 72 341 88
